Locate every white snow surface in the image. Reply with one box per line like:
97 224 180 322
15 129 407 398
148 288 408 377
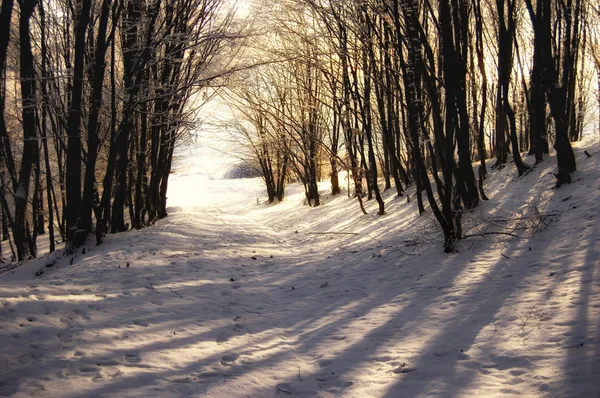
1 142 599 397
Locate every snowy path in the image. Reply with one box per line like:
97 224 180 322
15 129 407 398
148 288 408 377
1 146 600 397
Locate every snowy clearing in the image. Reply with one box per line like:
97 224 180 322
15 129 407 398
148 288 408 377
0 143 599 397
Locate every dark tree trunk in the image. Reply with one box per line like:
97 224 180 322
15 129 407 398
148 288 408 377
473 0 488 181
111 128 130 233
537 0 577 184
0 0 13 76
498 0 530 176
361 8 384 215
81 0 116 233
66 0 92 245
0 0 18 194
378 22 404 197
335 12 366 215
96 28 118 245
529 39 548 163
439 0 460 249
451 0 479 210
13 0 38 261
134 100 147 228
397 0 453 250
0 0 15 255
329 96 341 196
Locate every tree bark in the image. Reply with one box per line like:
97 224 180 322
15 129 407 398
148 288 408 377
66 0 92 245
81 0 117 233
13 0 39 260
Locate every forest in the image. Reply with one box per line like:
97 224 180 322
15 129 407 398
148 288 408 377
0 0 599 396
0 0 242 262
1 0 598 264
223 0 599 251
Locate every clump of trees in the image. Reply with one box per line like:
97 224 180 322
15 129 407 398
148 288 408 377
228 0 598 252
0 0 241 261
1 0 596 260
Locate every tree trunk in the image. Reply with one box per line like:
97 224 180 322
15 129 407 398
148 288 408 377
81 0 115 233
13 0 38 261
66 0 92 245
498 0 530 176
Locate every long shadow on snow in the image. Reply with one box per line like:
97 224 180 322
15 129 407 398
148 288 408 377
2 149 598 397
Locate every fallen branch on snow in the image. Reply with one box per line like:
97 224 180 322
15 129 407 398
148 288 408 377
462 232 519 239
383 248 420 257
307 231 359 236
276 385 292 395
148 283 160 294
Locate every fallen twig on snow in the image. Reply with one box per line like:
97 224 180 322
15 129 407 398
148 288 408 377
0 262 22 276
365 233 383 246
463 232 519 239
307 231 358 236
169 287 183 298
514 305 536 327
276 385 292 395
148 282 160 294
383 248 420 258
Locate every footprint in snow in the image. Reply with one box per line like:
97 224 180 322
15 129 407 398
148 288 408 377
393 365 416 374
315 373 339 382
215 331 231 343
91 367 123 382
133 319 150 327
233 323 245 331
80 365 99 373
57 331 74 343
167 376 193 384
0 380 19 396
96 358 121 366
220 353 239 366
125 352 142 363
64 351 76 360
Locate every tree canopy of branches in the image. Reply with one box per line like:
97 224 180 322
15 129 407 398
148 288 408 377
1 0 597 258
0 0 242 261
226 0 598 252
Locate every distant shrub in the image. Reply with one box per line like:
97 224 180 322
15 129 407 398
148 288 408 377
223 162 262 179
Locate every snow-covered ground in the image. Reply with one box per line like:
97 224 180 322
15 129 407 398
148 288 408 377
0 141 599 397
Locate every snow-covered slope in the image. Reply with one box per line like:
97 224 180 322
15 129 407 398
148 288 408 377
0 142 598 397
